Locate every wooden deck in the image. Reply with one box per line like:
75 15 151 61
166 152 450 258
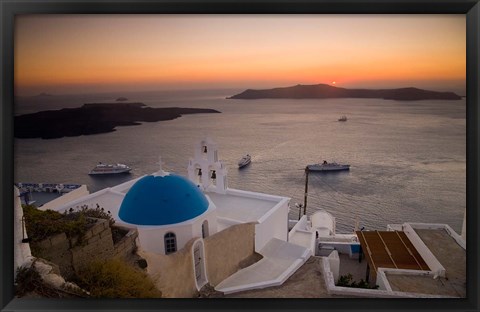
356 230 429 281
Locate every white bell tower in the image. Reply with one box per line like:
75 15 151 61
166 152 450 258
188 137 228 193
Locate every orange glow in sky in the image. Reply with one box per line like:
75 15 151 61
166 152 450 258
14 15 466 95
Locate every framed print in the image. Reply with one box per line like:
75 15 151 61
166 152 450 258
1 1 479 312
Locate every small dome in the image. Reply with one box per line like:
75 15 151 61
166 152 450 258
119 174 208 226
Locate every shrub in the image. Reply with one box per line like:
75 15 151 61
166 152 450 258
15 261 89 298
15 264 43 297
74 259 162 298
22 205 88 242
74 204 115 227
337 273 379 289
22 204 115 244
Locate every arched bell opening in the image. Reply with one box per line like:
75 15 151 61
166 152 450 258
201 142 208 160
193 165 202 185
209 169 217 186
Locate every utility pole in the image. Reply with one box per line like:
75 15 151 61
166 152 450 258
303 166 309 216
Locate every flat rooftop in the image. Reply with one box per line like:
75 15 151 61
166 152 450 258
386 228 466 297
207 192 278 222
53 189 125 216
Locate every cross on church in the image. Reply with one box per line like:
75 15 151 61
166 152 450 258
154 156 166 176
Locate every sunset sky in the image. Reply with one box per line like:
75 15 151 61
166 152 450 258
14 14 465 96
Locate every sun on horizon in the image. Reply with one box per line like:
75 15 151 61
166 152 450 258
14 14 466 96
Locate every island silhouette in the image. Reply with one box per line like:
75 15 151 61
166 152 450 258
15 103 221 139
228 84 461 101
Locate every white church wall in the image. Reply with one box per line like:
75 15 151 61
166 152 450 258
136 207 217 255
190 210 218 239
137 223 193 255
254 198 289 252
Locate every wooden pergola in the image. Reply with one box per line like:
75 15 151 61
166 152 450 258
356 230 430 282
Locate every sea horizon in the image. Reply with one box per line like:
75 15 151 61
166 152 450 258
14 91 466 234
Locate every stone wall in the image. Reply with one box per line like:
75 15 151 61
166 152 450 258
70 219 114 274
113 226 138 259
31 218 138 278
32 232 73 277
203 222 256 286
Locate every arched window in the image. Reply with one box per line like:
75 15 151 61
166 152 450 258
202 220 209 238
164 232 177 254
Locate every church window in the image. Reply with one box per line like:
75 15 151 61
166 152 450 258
164 232 177 254
202 220 209 238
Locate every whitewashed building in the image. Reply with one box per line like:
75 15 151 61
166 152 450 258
38 138 311 295
49 137 292 256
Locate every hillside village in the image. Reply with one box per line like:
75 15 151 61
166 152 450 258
14 138 466 299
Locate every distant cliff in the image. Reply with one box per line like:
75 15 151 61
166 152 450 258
15 103 221 139
228 84 461 101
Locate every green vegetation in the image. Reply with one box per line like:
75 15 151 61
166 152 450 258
22 204 115 244
23 205 89 243
74 204 115 227
20 205 159 298
15 263 43 297
337 273 379 289
74 259 162 298
15 261 88 298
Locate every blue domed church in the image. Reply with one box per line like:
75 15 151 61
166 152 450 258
44 137 291 258
118 163 218 255
44 137 306 295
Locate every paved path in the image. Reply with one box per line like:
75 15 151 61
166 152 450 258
215 238 311 294
225 256 336 298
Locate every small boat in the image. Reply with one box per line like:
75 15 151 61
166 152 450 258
307 161 350 172
238 154 251 168
338 115 347 122
89 162 132 175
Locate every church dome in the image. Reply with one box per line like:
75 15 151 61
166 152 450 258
118 174 209 226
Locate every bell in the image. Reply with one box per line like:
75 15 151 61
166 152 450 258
211 170 216 179
198 168 202 176
203 146 207 153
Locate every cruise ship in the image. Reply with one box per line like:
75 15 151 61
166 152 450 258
88 162 132 175
307 161 350 172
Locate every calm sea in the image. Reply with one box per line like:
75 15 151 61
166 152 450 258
14 89 466 233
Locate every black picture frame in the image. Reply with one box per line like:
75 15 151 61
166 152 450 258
1 1 478 311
